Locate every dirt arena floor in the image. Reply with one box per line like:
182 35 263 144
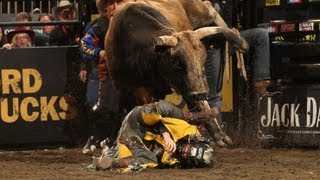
0 146 319 180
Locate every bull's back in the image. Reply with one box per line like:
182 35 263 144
124 0 215 30
124 0 192 31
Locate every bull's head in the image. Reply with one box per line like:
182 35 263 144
154 27 222 112
154 26 233 147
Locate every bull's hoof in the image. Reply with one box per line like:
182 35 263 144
214 139 228 148
213 130 233 147
219 131 233 145
207 137 228 148
204 118 233 147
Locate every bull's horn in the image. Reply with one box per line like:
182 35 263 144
155 35 178 47
195 26 222 39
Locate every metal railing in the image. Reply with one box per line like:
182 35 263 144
0 0 85 38
0 0 60 14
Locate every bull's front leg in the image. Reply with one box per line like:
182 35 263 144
185 97 233 147
197 100 233 147
184 93 233 147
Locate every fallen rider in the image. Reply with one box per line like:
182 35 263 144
90 100 219 172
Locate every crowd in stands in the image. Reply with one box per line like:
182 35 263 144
0 0 80 49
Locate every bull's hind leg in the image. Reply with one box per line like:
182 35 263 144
203 1 249 53
202 1 228 28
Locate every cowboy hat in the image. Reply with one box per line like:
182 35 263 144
53 0 76 18
7 26 35 43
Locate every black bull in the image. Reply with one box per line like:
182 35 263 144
104 1 246 146
106 3 213 110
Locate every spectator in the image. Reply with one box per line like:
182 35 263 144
53 0 77 21
38 13 56 37
16 11 49 46
3 26 34 49
0 26 7 47
49 0 81 46
80 0 122 154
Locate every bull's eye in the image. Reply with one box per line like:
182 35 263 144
172 59 180 67
154 45 171 53
172 57 186 71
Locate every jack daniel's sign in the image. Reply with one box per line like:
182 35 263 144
257 86 320 146
261 97 320 129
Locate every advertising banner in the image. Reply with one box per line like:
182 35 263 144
265 0 281 6
0 47 80 145
257 86 320 146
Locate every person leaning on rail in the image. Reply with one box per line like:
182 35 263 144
2 26 35 49
15 11 49 46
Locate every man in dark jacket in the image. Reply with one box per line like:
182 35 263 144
79 0 122 154
49 0 81 46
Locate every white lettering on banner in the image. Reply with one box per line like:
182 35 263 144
260 97 300 127
299 22 314 32
306 97 320 128
4 29 42 35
